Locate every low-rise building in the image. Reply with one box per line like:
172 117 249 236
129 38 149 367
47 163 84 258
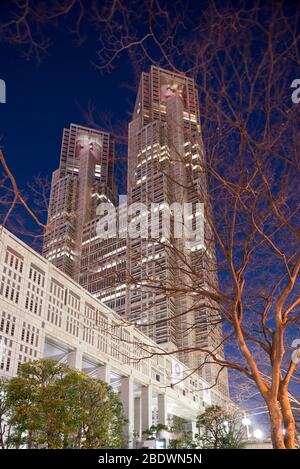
0 226 230 446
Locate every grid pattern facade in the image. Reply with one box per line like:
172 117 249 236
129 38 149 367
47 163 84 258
127 67 228 395
43 123 116 279
0 226 229 413
43 69 229 398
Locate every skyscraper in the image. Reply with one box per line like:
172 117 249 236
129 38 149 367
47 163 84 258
44 68 229 397
126 67 228 395
43 123 116 279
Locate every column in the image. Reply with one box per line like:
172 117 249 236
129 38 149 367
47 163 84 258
95 362 111 383
157 393 167 425
120 376 134 448
134 397 142 438
190 421 198 438
67 349 82 370
141 384 152 432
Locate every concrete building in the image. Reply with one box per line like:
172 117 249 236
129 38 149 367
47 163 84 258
126 66 228 393
43 123 127 318
43 67 229 398
0 226 230 447
43 123 116 279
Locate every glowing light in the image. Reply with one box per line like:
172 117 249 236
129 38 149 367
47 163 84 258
253 429 263 440
242 417 251 426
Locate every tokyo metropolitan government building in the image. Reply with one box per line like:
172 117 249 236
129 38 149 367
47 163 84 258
43 66 229 399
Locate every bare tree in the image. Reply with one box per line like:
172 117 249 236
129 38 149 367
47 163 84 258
89 0 300 449
0 149 50 250
1 0 300 449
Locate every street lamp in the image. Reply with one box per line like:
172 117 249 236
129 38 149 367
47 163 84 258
242 416 251 439
253 428 263 440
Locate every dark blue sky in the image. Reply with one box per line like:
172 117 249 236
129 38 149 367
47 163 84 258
1 3 299 436
0 29 132 189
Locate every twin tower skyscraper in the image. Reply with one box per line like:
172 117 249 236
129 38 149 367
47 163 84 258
43 66 229 397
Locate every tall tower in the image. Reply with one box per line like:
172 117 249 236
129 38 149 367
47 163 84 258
43 71 229 397
43 123 116 279
126 67 228 395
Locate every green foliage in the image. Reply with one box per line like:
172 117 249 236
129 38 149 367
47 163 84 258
2 359 126 448
0 377 18 448
169 416 186 433
142 418 196 449
142 423 169 440
142 425 156 440
168 430 197 449
168 417 196 449
196 405 246 449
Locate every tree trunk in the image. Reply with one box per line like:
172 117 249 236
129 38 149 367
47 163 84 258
27 430 33 449
279 385 296 449
267 399 285 449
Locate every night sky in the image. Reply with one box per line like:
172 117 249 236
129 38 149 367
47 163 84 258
0 29 265 428
0 28 132 199
1 2 299 439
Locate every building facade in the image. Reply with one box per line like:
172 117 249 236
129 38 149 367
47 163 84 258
0 227 229 446
43 123 116 279
126 67 227 394
43 67 229 398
